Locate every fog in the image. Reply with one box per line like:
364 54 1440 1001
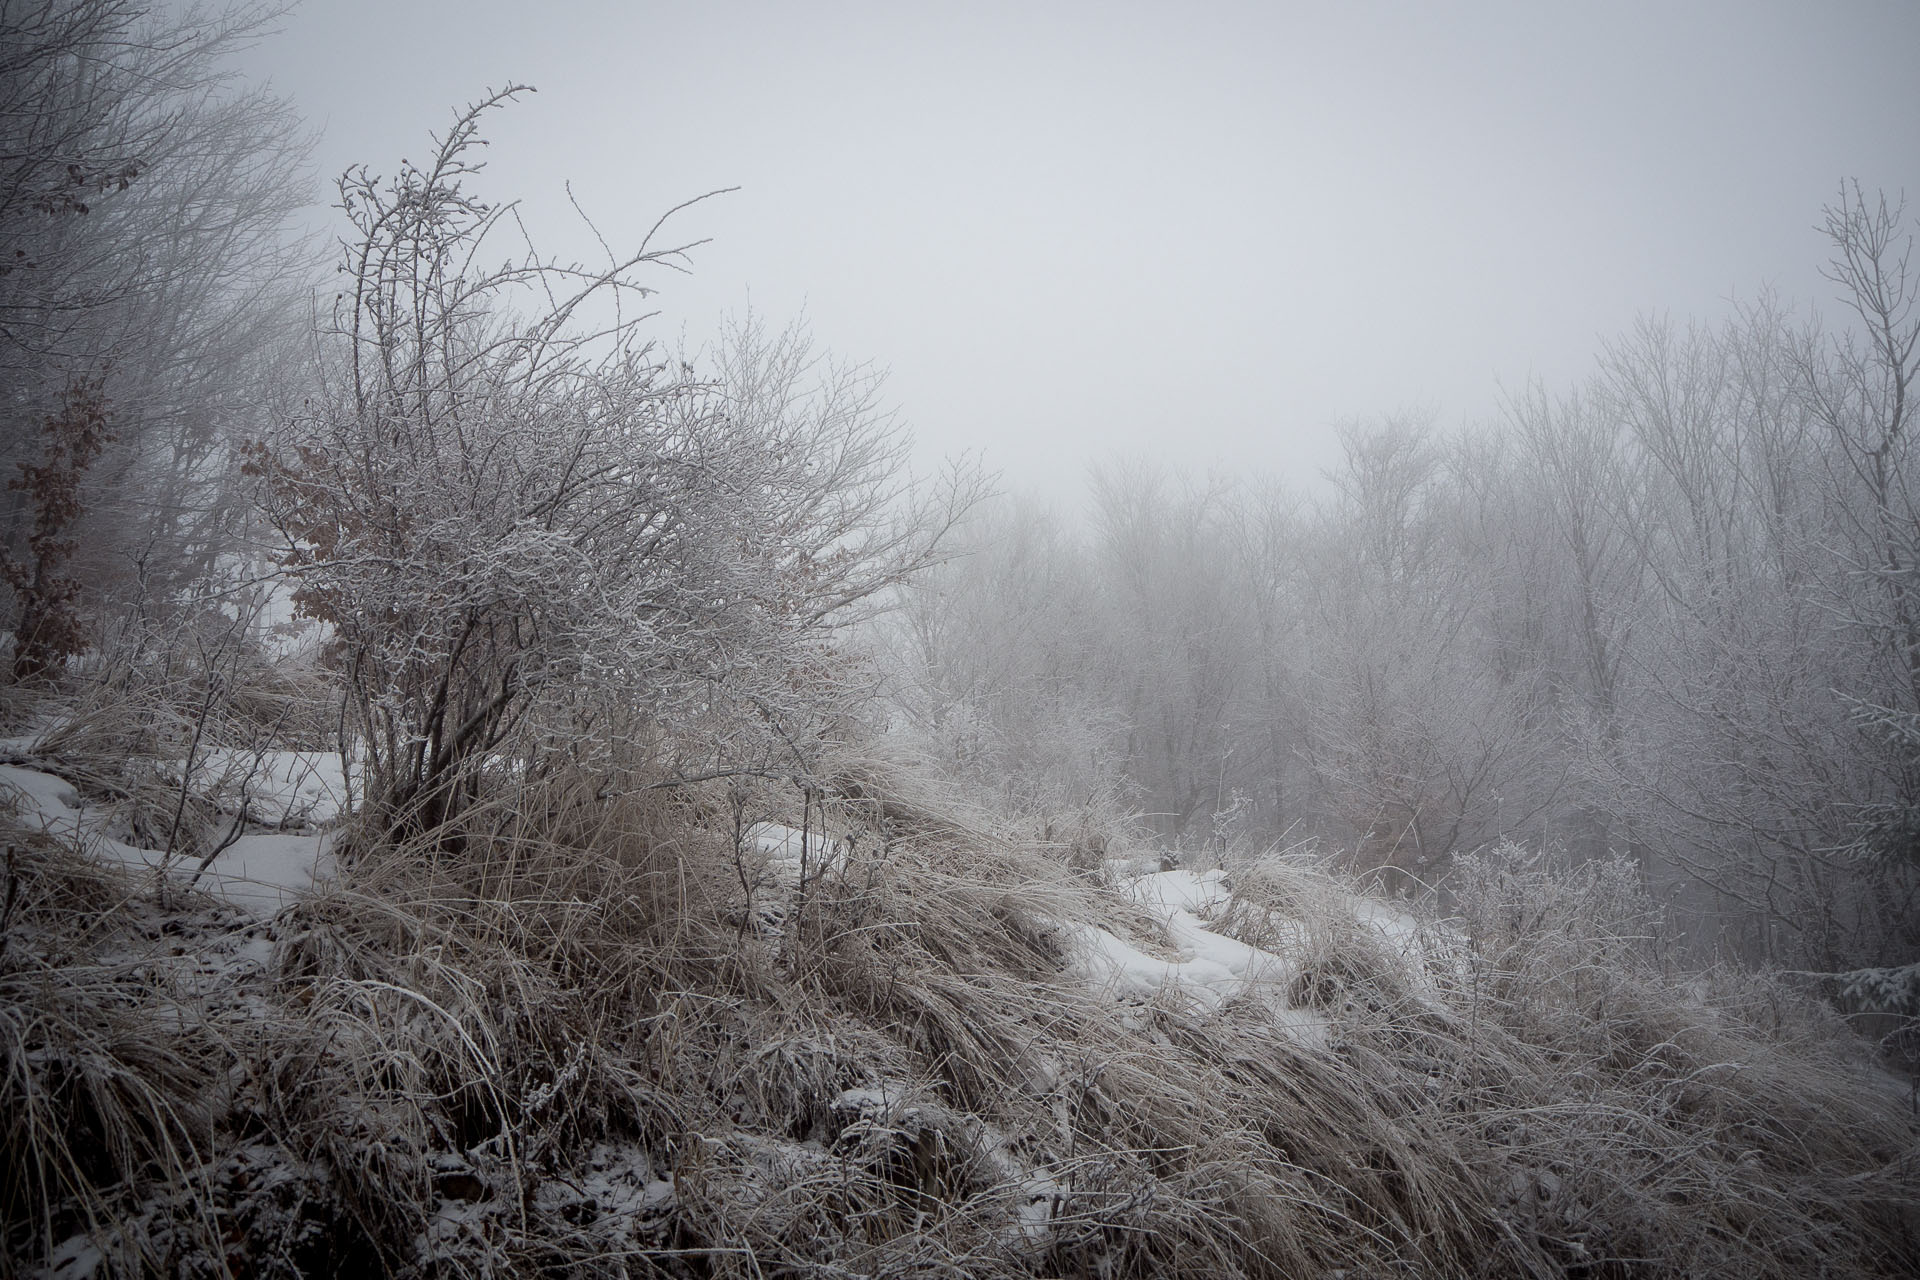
242 0 1920 505
10 4 1920 1271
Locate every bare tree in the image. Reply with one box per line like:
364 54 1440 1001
0 0 314 626
1794 188 1920 893
882 493 1131 828
1220 476 1309 842
1086 462 1255 847
1293 416 1554 886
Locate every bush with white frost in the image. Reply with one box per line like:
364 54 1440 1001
247 90 976 842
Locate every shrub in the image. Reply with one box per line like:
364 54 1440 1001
247 90 975 844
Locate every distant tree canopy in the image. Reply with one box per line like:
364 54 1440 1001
890 187 1920 972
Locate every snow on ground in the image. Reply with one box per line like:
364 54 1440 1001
1125 868 1232 918
1060 864 1446 1043
86 828 335 918
1126 869 1292 986
746 821 844 873
1351 895 1427 954
1062 866 1332 1043
0 762 81 828
0 762 157 865
181 747 348 826
830 1084 1065 1252
191 831 337 916
740 828 1351 1046
1067 918 1240 1000
0 760 333 917
3 716 350 828
5 749 1418 1026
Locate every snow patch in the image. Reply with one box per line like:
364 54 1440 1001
0 762 81 821
1061 864 1330 1046
1068 920 1236 999
0 763 159 866
184 748 348 826
1124 868 1233 918
747 821 844 873
1 761 333 917
1352 896 1425 952
195 832 337 916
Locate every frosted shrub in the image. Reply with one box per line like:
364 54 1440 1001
247 91 975 844
1453 840 1656 963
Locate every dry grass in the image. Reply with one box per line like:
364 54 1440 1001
2 746 1916 1277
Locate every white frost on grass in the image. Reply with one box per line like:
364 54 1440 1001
830 1084 904 1114
575 1142 674 1224
1011 1170 1064 1247
523 1141 672 1241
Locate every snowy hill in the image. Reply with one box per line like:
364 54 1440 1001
4 726 1917 1278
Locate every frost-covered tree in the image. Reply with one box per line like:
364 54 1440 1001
883 494 1130 827
1295 416 1562 889
1490 206 1920 969
1798 189 1920 864
1087 463 1256 846
0 0 314 617
250 90 975 844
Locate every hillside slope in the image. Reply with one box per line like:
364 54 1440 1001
3 713 1917 1278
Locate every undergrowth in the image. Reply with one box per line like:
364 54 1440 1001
2 742 1916 1278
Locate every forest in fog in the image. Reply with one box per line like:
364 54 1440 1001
7 0 1916 977
892 260 1920 975
4 2 1920 1277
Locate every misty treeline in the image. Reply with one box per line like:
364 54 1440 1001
3 0 1916 987
0 0 312 621
886 195 1920 976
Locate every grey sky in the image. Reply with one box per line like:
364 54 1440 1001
242 0 1920 505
